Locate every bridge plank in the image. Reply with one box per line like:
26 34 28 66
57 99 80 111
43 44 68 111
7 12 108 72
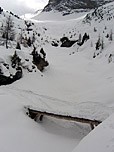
26 107 102 130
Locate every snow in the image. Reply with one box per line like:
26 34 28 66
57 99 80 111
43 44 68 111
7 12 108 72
32 10 87 21
0 1 114 152
0 86 90 152
8 45 114 121
72 113 114 152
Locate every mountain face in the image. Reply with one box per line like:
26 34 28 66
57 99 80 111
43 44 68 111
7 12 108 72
43 0 113 13
0 8 49 86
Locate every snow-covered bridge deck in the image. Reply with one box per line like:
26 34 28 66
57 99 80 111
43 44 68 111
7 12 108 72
25 106 102 130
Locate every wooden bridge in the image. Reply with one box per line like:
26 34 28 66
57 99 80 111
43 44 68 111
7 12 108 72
25 106 102 130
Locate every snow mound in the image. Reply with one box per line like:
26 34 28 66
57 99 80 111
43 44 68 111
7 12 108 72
72 113 114 152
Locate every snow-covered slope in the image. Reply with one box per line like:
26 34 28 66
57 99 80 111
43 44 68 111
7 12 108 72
72 113 114 152
0 1 114 152
0 84 91 152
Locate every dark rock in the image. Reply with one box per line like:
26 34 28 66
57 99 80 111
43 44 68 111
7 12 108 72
0 74 13 85
43 0 113 13
60 37 77 47
51 41 59 47
31 48 49 72
40 48 46 58
13 67 22 81
0 67 22 86
35 58 49 72
77 33 90 46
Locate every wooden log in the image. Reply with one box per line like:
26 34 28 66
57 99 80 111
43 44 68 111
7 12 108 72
90 123 94 130
26 107 102 129
34 114 44 122
39 115 44 121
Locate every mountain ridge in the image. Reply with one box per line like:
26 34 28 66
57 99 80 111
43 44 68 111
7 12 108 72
43 0 113 14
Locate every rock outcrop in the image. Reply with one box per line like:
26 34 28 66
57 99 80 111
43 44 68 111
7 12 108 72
43 0 113 14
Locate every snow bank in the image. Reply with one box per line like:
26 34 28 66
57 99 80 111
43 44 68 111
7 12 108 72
72 113 114 152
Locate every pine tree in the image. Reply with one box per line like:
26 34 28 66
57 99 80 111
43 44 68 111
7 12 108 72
108 54 112 63
2 16 15 48
0 65 3 74
101 37 104 50
11 51 21 68
0 7 3 14
109 29 113 41
78 33 82 43
40 48 46 59
27 37 32 47
94 27 97 32
32 33 35 43
96 35 101 50
16 42 21 50
18 29 23 44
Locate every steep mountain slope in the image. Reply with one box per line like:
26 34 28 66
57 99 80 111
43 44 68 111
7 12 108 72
0 8 49 85
43 0 113 14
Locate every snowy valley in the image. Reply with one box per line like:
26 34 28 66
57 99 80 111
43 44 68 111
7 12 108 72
0 1 114 152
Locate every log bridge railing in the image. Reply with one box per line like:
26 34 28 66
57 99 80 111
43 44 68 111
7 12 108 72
25 107 102 130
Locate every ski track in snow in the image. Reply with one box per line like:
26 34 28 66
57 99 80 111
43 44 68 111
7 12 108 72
0 86 90 152
2 85 113 122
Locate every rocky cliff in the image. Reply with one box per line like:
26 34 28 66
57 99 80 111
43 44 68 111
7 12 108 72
43 0 113 13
